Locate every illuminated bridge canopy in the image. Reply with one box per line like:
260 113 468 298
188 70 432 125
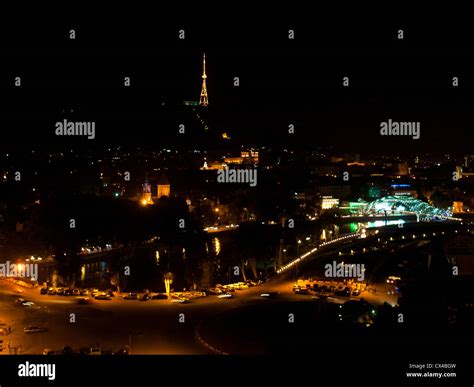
364 195 452 218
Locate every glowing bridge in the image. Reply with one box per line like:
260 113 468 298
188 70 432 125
363 195 453 219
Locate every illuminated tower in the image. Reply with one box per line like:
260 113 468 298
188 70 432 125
199 53 209 106
141 178 154 205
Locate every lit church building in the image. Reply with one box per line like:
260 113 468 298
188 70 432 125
140 175 171 205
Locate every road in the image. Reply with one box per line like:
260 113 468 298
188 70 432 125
3 222 457 355
0 275 395 355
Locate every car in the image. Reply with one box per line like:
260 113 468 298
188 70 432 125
91 289 99 297
351 289 361 296
123 293 138 300
80 290 89 296
295 288 309 295
217 293 233 299
207 288 223 295
89 347 102 355
95 293 111 301
77 297 91 305
47 288 56 295
62 346 74 355
63 289 72 296
140 294 150 301
24 325 48 334
171 298 189 303
42 348 54 355
113 347 129 355
40 288 48 295
56 288 64 296
151 293 168 300
72 289 81 296
21 301 35 307
320 286 330 295
386 276 401 284
260 292 279 298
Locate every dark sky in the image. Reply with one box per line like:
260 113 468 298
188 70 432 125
0 15 472 154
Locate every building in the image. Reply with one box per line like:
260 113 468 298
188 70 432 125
157 175 171 199
321 196 340 210
452 201 464 213
141 180 153 205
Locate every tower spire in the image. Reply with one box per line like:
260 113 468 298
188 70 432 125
199 53 209 106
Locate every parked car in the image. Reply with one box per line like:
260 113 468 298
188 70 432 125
351 289 361 296
77 297 91 305
260 292 279 298
95 293 111 301
63 289 72 296
47 288 56 295
217 293 233 299
80 290 89 296
62 346 74 355
140 294 150 301
40 288 48 295
42 348 54 355
123 293 138 300
79 347 90 355
151 293 168 300
71 289 80 296
113 347 129 355
295 288 310 295
89 347 102 355
56 288 64 296
24 325 48 334
170 298 189 303
207 288 222 295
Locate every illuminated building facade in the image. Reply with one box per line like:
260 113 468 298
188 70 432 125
157 175 171 198
141 180 154 205
321 196 340 210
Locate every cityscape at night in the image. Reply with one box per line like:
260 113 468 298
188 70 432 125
0 14 473 385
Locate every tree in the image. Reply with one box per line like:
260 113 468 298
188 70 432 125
164 272 174 298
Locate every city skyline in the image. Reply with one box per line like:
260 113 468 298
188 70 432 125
0 14 473 386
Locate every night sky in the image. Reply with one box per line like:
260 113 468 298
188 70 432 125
0 15 472 154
